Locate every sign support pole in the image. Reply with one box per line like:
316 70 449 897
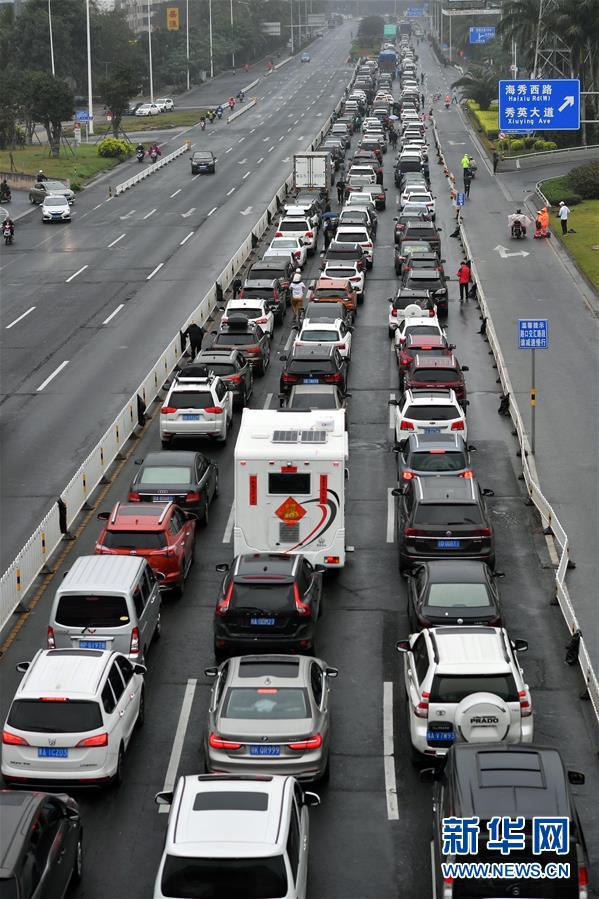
531 348 536 454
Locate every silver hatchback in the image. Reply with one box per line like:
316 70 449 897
203 654 338 782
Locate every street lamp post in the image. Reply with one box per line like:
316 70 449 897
48 0 56 76
209 0 214 79
290 0 294 54
85 0 94 135
230 0 235 70
186 0 190 91
147 0 154 102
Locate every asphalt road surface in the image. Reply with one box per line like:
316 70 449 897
0 35 597 897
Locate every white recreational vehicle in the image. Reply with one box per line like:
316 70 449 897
233 409 348 568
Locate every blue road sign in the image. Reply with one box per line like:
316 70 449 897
407 7 425 16
469 26 495 44
499 80 580 131
518 319 548 349
456 192 465 206
75 110 90 122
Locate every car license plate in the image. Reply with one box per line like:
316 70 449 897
153 495 173 502
426 730 454 743
303 378 319 384
437 539 461 549
251 617 276 626
80 640 106 650
424 427 442 433
38 748 69 758
182 414 200 421
249 745 281 756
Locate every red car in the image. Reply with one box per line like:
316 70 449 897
403 354 469 405
95 501 197 593
397 334 454 384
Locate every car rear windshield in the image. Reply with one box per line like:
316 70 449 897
412 451 467 472
140 466 191 484
240 288 273 299
328 248 360 259
410 370 458 383
413 503 483 525
170 391 214 409
427 584 491 608
407 277 441 290
407 225 436 236
278 221 309 232
214 334 254 346
270 239 297 248
161 854 288 899
337 231 367 242
249 267 283 279
232 582 295 612
202 363 236 376
300 330 338 342
55 595 130 627
405 405 458 421
430 673 518 703
222 687 309 719
7 699 103 733
289 360 333 374
290 394 337 410
325 268 357 278
102 531 167 550
315 290 347 300
228 308 262 320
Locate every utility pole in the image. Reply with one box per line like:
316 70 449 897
48 0 56 76
230 0 235 71
147 0 154 102
186 0 190 91
85 0 94 135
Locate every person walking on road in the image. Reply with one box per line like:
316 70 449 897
232 277 243 298
183 322 205 359
336 178 346 205
492 148 500 174
461 153 471 175
557 201 570 235
457 261 471 304
290 273 306 325
323 218 334 250
463 169 472 198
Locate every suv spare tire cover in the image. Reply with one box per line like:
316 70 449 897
455 692 511 743
404 303 425 318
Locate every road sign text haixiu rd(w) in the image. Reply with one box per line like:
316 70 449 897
499 80 580 131
518 319 548 349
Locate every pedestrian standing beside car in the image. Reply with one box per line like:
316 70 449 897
557 201 570 235
183 323 205 359
232 277 243 298
290 273 306 324
457 261 471 304
323 218 334 250
336 178 345 205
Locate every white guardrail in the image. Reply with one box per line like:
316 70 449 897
0 95 345 636
115 143 191 195
430 120 599 724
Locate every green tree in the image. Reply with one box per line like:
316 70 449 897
26 72 74 156
0 68 22 149
452 64 501 110
98 65 141 137
496 0 540 74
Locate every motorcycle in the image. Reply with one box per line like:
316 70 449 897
511 221 526 240
216 108 223 119
136 149 144 163
3 225 13 245
200 119 206 131
468 157 478 178
0 188 11 203
150 151 158 164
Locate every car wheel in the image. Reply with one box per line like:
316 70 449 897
136 688 146 729
30 195 36 204
112 745 125 787
71 835 83 885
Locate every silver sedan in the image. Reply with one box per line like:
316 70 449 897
203 654 338 782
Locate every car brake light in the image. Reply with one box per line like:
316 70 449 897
400 420 414 430
186 491 201 502
245 347 261 354
47 626 55 649
282 373 298 383
578 860 589 893
161 406 176 414
335 343 345 349
364 242 373 248
2 731 29 746
130 626 140 655
204 406 224 414
451 420 465 430
402 471 414 480
255 316 268 324
128 492 141 502
519 690 532 717
391 309 398 318
414 690 429 718
76 732 108 747
305 231 314 238
459 470 474 479
275 231 283 237
288 733 322 751
228 374 242 384
294 250 301 257
294 583 312 618
324 374 343 383
209 733 242 750
216 581 233 616
350 276 361 281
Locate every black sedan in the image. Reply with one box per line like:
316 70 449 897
191 150 216 174
213 553 324 661
128 450 218 520
405 560 504 631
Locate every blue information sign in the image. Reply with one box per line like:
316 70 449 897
469 26 496 44
499 80 580 131
518 319 548 349
407 7 425 16
456 192 465 206
75 110 90 122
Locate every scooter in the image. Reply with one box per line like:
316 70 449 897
3 225 13 245
136 148 144 163
468 158 478 178
0 188 11 203
150 151 158 164
511 221 526 240
200 119 206 131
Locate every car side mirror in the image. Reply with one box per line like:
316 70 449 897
512 639 528 653
134 458 143 465
468 445 477 452
568 770 585 785
155 791 174 806
16 661 30 673
325 667 339 678
461 365 470 372
420 767 439 783
448 344 456 351
492 571 506 579
204 666 218 677
64 806 81 821
134 663 147 674
215 563 229 572
388 399 399 406
97 511 110 520
481 488 494 497
303 791 321 807
391 486 406 496
395 640 411 654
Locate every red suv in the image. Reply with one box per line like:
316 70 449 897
403 355 469 405
398 334 454 384
95 502 197 593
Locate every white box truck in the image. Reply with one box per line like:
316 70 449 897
233 409 348 568
293 152 332 190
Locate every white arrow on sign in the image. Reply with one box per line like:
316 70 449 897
181 208 196 218
494 244 530 259
558 95 575 113
237 158 247 165
240 206 253 216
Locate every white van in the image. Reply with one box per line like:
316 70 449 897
48 555 161 662
233 409 348 568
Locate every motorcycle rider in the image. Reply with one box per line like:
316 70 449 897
0 178 10 201
290 272 306 325
200 117 206 130
36 170 48 183
149 143 161 163
508 208 531 237
135 143 145 161
3 216 14 243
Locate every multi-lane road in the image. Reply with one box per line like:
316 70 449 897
0 25 597 897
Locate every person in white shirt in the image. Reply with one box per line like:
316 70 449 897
290 272 306 323
557 201 570 235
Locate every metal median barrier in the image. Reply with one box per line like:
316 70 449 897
0 96 346 637
115 143 191 195
429 120 599 723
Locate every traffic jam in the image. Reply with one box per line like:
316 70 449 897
0 30 594 899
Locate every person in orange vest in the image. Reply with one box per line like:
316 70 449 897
534 206 550 238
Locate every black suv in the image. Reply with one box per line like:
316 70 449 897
394 474 495 569
325 241 366 270
397 220 441 255
191 350 253 409
210 318 270 375
239 277 286 324
425 743 590 899
402 268 448 316
246 259 293 302
191 150 216 174
213 553 324 660
279 345 348 396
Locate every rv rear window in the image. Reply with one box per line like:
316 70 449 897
268 473 311 495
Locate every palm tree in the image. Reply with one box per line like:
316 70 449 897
548 0 599 143
496 0 540 74
451 64 501 110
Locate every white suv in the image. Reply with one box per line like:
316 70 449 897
154 774 320 899
222 298 274 338
276 216 317 255
396 627 533 761
160 374 233 447
391 389 467 443
2 649 145 786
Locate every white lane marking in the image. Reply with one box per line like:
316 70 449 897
387 488 395 544
268 146 274 152
222 503 235 543
170 188 182 198
181 207 196 218
256 157 264 164
158 678 198 814
278 136 284 142
143 208 157 220
102 304 124 325
37 360 69 392
238 136 245 143
389 393 395 429
293 119 299 125
93 203 102 211
107 233 125 248
147 262 164 280
287 113 293 118
180 231 194 245
383 682 399 820
243 171 251 179
192 174 200 181
287 127 292 133
208 206 218 216
237 158 247 165
225 147 233 154
119 210 136 220
249 128 256 134
226 187 236 196
262 137 270 142
263 393 272 409
6 306 36 329
65 265 88 283
296 135 305 141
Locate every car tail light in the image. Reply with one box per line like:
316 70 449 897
128 492 141 502
442 874 454 899
209 733 242 750
255 316 268 324
459 470 474 479
519 689 532 717
324 374 343 383
130 626 140 655
404 527 427 537
216 581 234 616
428 309 435 317
186 491 201 502
577 849 589 897
472 527 492 538
294 250 301 257
161 406 176 414
400 420 414 430
391 309 398 318
350 276 361 282
357 260 365 270
275 231 283 237
47 626 55 649
402 471 414 480
325 555 340 564
204 406 224 414
227 374 242 384
294 584 312 618
400 353 412 366
282 373 298 383
245 347 261 354
305 231 313 239
76 732 108 747
273 288 278 300
2 730 29 746
288 733 322 751
451 420 465 430
335 343 346 349
414 690 429 718
364 242 373 248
